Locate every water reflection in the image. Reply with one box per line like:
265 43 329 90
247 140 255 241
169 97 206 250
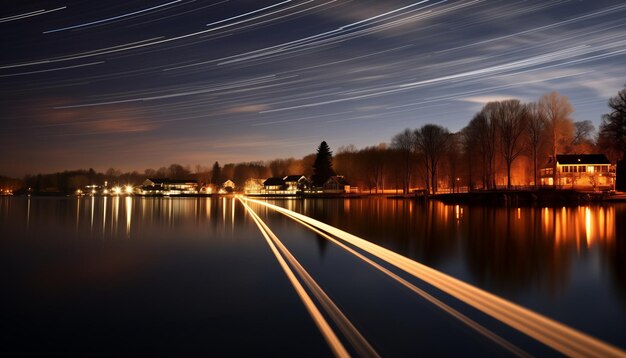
1 196 332 357
125 196 132 238
0 197 247 241
281 199 623 295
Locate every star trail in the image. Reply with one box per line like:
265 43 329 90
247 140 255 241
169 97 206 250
1 0 625 176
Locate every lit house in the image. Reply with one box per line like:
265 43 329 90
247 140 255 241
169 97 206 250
283 175 310 191
141 178 198 195
323 176 350 194
540 154 615 190
222 180 236 193
263 177 287 192
245 176 310 196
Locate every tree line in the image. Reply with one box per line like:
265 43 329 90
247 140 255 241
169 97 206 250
337 87 625 193
3 86 626 194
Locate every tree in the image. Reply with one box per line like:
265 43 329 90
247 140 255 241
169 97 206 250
495 100 528 189
210 161 221 185
413 124 450 194
599 85 626 161
465 105 498 189
391 129 414 194
599 85 626 190
167 164 190 179
526 102 547 188
572 120 594 145
444 133 462 192
360 144 386 193
311 141 335 187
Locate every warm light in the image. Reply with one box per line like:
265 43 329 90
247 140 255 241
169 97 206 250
91 189 96 194
112 187 121 195
103 189 109 195
125 185 133 194
585 207 592 247
244 198 626 358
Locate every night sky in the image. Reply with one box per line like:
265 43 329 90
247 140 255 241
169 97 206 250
2 0 625 176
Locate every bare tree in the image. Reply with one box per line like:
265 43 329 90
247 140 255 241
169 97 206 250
572 120 594 144
526 102 547 188
359 145 386 193
414 124 450 194
167 164 190 179
571 120 595 153
495 100 528 189
391 129 414 194
599 85 626 161
445 133 462 192
538 92 574 186
599 85 626 190
465 104 498 189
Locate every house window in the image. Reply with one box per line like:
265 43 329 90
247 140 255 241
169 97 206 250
562 166 569 173
601 166 608 172
580 166 586 172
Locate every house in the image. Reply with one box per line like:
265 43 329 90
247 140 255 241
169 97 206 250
245 176 309 195
323 176 350 193
263 177 287 192
222 180 236 193
141 178 198 195
283 175 310 191
540 154 615 190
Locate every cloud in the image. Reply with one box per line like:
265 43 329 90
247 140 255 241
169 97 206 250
20 98 159 136
457 95 521 104
226 104 270 113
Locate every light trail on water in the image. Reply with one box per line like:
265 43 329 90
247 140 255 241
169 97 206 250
243 198 626 358
240 198 378 358
276 209 530 357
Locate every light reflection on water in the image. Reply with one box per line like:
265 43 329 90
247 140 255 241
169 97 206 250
1 196 625 354
270 197 626 348
1 196 332 356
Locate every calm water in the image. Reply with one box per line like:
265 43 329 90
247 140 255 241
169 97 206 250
1 196 625 356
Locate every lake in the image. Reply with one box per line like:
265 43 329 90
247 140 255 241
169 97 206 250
1 196 625 356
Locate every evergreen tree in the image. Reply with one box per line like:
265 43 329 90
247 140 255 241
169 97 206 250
311 141 335 187
210 161 222 185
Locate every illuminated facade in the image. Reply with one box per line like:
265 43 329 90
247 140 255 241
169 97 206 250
245 175 310 196
222 180 236 193
323 176 351 193
141 178 198 195
283 175 311 191
263 177 289 192
540 154 615 190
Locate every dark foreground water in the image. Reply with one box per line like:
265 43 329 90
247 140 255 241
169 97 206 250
1 196 625 356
